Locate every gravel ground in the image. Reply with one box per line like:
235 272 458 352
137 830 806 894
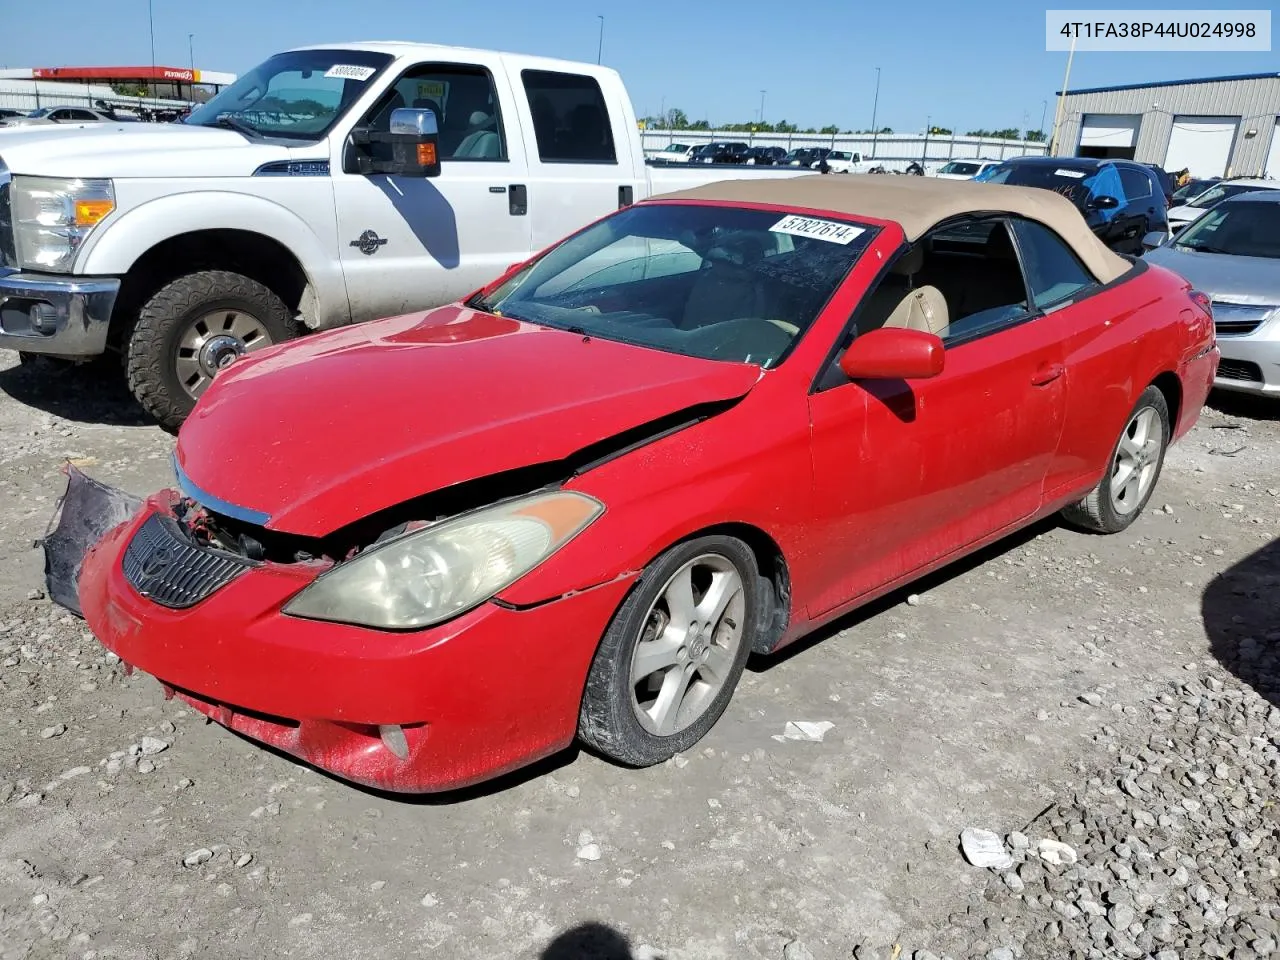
0 354 1277 960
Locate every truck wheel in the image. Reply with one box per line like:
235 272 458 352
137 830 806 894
127 270 298 432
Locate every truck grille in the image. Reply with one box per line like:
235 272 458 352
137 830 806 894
123 513 253 608
0 159 14 270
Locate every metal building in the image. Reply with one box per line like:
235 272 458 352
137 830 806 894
1052 72 1280 179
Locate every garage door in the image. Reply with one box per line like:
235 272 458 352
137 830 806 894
1264 119 1280 178
1164 117 1238 178
1078 114 1141 159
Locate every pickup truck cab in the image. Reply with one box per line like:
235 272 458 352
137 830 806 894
0 42 808 429
817 151 870 174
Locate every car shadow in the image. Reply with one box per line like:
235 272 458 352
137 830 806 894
1207 390 1280 423
540 922 645 960
0 356 150 426
1202 537 1280 708
749 516 1055 671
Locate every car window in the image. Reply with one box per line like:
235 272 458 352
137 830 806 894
482 203 875 368
373 64 507 161
1010 219 1096 308
1119 169 1153 202
522 69 616 164
1174 201 1280 259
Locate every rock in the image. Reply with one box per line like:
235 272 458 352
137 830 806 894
1079 692 1104 707
1038 839 1079 866
576 843 602 861
40 724 67 739
60 766 91 780
961 828 1014 869
136 759 155 774
182 848 213 868
914 952 941 960
234 853 253 868
906 594 921 606
420 893 438 907
1003 871 1025 894
1007 831 1030 851
139 736 169 756
782 940 814 960
987 949 1015 960
1109 903 1135 930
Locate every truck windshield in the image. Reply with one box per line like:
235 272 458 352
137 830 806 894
187 49 393 141
477 203 876 368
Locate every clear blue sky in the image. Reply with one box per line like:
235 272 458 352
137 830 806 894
3 0 1276 133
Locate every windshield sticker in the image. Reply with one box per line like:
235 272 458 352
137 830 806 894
1054 168 1087 179
324 64 377 82
417 81 448 100
770 215 864 244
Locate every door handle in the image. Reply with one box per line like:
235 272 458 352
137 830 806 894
618 185 634 208
509 184 527 216
1031 362 1064 386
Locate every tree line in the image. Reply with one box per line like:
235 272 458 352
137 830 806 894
643 108 1044 141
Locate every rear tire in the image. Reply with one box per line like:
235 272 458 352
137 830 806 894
1061 385 1169 534
127 270 298 433
578 536 759 767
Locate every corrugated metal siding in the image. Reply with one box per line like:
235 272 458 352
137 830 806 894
1055 76 1280 176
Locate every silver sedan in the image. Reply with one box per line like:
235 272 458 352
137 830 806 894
1144 191 1280 397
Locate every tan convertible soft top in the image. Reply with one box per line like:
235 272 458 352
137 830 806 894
652 175 1133 284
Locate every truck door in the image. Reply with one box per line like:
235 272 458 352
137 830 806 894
331 57 533 323
511 68 646 251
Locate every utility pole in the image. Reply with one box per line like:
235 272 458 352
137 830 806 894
870 66 881 159
1049 31 1077 155
596 16 604 64
923 115 930 164
759 90 766 125
188 34 195 73
147 0 157 103
1039 99 1048 141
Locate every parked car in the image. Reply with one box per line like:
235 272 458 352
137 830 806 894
645 142 696 163
1171 177 1220 205
784 147 830 167
933 159 1001 180
1142 163 1176 206
0 105 117 127
746 146 787 165
1166 178 1280 232
817 150 871 174
689 141 752 164
976 156 1169 255
57 176 1216 793
0 43 814 430
1144 190 1279 396
0 108 25 121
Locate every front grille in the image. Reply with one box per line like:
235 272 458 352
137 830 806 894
1217 359 1263 383
123 513 253 608
1212 302 1271 338
0 159 13 269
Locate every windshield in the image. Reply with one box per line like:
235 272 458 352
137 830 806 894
1173 179 1215 202
186 48 393 140
940 161 980 175
978 163 1103 207
663 143 690 152
477 203 876 367
1174 201 1280 258
1185 183 1269 209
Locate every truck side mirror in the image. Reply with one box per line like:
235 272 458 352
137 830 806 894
347 107 442 178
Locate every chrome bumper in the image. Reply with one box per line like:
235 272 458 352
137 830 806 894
0 268 120 357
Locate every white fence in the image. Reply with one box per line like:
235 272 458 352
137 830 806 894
0 79 191 115
641 130 1048 171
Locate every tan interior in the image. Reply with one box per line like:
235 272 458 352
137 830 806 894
882 285 949 335
652 175 1133 285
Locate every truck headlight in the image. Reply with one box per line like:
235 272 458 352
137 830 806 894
283 491 604 630
12 176 115 273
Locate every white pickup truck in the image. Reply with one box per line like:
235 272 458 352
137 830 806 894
0 42 810 429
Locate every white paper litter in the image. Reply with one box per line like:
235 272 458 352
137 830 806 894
772 720 835 743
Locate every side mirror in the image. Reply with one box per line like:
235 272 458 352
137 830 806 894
348 107 441 178
1141 230 1168 251
1090 194 1120 210
839 327 944 381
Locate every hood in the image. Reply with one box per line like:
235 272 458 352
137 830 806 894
1145 245 1280 306
176 306 762 536
0 123 301 178
1168 205 1206 224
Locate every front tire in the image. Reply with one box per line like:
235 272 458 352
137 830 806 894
127 270 298 433
578 536 759 767
1061 385 1169 534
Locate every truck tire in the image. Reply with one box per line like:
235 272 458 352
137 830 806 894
127 270 298 432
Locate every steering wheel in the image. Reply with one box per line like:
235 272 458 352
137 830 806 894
680 317 794 364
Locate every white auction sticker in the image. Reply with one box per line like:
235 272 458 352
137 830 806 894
1055 168 1087 178
770 215 864 244
324 64 377 81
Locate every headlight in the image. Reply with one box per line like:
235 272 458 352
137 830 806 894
12 175 115 273
283 491 604 630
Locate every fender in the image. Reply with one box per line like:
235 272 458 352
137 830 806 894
76 190 351 329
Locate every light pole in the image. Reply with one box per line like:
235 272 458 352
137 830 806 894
922 114 930 164
1039 99 1048 141
870 66 881 159
147 0 156 103
596 16 604 65
188 33 195 73
1049 31 1077 155
759 90 766 125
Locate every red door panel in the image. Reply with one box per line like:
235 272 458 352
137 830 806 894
805 316 1067 618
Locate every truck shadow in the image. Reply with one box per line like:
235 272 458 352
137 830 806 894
374 177 461 268
1202 537 1280 709
540 922 643 960
0 356 151 426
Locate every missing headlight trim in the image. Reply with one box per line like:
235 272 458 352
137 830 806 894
177 397 740 566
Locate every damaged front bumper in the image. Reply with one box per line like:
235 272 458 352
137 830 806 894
66 485 637 792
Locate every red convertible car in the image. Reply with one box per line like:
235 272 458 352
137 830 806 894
65 176 1218 792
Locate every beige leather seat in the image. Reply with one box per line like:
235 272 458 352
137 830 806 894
882 283 949 335
861 245 950 335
